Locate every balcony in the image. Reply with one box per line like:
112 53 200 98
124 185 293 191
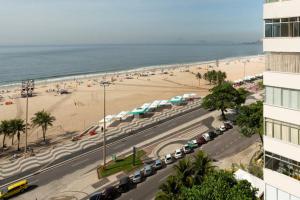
264 0 300 19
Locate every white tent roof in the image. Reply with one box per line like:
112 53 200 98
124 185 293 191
183 93 197 99
234 169 264 198
116 111 129 119
159 100 171 106
99 115 116 123
149 100 161 109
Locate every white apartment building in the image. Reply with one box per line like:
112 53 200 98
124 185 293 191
263 0 300 200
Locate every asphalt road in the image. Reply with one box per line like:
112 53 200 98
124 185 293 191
117 127 259 200
3 107 208 190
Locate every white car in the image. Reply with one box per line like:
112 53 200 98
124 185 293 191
164 154 174 165
202 133 211 142
174 149 184 159
220 125 226 132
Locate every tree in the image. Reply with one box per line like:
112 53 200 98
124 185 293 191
156 175 181 200
236 101 264 144
192 151 214 185
9 119 17 145
31 110 56 142
195 73 202 87
203 70 227 85
0 120 11 149
173 159 194 188
179 171 258 200
202 82 247 120
11 119 25 151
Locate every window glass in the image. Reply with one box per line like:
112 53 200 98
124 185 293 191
265 24 273 37
281 23 289 37
266 87 274 105
266 122 273 137
266 184 277 200
282 89 290 107
281 125 290 142
290 90 298 109
291 128 299 145
273 88 282 106
294 22 300 37
273 23 281 37
274 124 281 139
278 189 290 200
291 195 300 200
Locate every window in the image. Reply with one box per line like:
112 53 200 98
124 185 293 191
265 24 273 37
266 87 274 105
278 189 290 200
290 90 299 109
274 124 281 139
282 89 290 107
265 119 300 146
294 22 300 37
273 23 281 37
291 128 299 145
291 195 300 200
281 23 289 37
266 185 277 200
281 125 290 142
273 88 282 106
266 122 273 137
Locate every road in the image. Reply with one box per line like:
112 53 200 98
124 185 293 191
4 107 208 190
117 127 259 200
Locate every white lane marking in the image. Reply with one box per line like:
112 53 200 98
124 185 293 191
71 158 89 167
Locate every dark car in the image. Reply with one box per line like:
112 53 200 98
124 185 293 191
89 192 104 200
207 131 217 139
196 136 206 145
224 121 233 129
215 128 223 135
153 159 163 170
118 176 132 193
103 186 118 200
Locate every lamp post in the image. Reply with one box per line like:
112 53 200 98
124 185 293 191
21 80 34 154
100 80 110 169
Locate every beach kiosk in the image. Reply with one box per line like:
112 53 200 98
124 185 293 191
170 96 185 106
130 103 150 118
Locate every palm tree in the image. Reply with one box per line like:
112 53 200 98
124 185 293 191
192 151 214 184
31 110 56 143
0 120 11 149
9 119 17 146
156 175 181 200
12 119 25 151
173 158 194 188
195 72 202 87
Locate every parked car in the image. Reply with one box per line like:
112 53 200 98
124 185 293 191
224 121 233 129
187 139 198 149
202 133 211 142
183 144 192 154
219 125 226 132
153 159 163 170
215 128 223 135
174 149 184 159
118 176 132 193
132 170 143 184
196 135 207 145
144 165 154 177
164 154 174 165
207 131 217 139
103 186 118 200
89 192 104 200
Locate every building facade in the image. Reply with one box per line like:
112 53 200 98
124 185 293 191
263 0 300 200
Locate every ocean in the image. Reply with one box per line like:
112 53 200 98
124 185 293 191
0 44 262 87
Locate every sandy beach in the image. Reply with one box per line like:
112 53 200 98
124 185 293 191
0 55 265 158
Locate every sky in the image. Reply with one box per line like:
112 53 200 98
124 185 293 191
0 0 263 45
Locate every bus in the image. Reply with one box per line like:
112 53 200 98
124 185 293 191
0 180 29 199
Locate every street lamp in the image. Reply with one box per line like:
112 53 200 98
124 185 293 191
21 80 35 154
100 80 111 169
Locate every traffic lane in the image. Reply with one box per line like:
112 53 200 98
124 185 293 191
19 108 209 187
117 128 258 200
1 107 207 186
